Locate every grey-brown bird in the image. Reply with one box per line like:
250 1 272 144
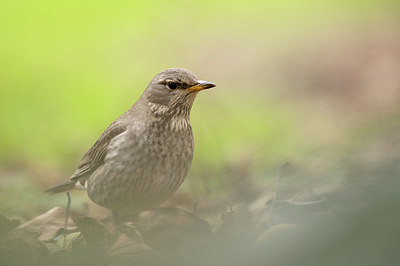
46 68 215 222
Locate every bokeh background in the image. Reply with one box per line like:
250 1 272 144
1 0 400 264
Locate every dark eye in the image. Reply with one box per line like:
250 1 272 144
167 81 177 90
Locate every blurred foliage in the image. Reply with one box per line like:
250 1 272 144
1 1 400 265
0 0 400 217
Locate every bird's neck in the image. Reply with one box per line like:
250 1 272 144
130 94 195 131
146 102 192 131
147 102 190 118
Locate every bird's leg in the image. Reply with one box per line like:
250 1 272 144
111 210 142 237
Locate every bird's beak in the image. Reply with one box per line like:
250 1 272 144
188 80 216 92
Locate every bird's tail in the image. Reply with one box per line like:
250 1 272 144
44 180 76 194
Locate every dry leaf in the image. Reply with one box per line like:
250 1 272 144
137 207 212 251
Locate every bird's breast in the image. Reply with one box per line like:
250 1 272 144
110 119 194 189
89 119 194 212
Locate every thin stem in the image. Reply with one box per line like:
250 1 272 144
64 191 71 249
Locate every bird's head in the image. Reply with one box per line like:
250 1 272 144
141 68 215 118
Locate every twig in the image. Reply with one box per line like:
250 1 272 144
269 162 289 225
64 192 71 249
287 197 326 206
274 162 289 201
193 202 198 216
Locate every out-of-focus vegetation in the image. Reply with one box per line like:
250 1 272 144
1 0 400 265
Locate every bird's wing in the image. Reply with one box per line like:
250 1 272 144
70 116 128 182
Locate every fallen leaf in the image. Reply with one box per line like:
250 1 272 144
137 207 212 251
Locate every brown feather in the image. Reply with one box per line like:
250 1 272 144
70 112 129 182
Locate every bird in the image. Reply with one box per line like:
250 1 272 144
45 68 215 223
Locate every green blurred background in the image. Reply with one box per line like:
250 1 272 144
1 0 400 218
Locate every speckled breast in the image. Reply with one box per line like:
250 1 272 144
86 119 194 214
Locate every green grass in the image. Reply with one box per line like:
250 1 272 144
0 0 399 177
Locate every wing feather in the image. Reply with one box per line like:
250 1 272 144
70 114 129 182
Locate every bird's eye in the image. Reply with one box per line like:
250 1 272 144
167 81 177 90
